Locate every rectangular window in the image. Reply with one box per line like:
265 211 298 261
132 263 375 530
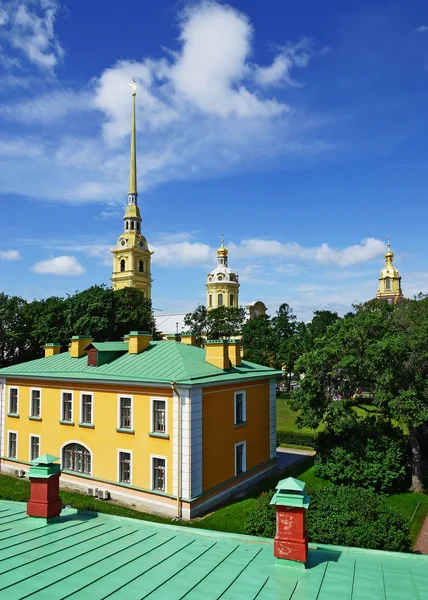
62 392 73 421
152 400 166 433
9 388 18 415
209 294 212 307
230 294 234 306
235 441 246 476
30 390 41 418
30 436 40 461
81 394 93 424
119 397 132 429
119 451 131 483
152 457 166 491
218 293 223 306
8 432 17 458
234 391 246 425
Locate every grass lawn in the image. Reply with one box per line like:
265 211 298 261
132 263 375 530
1 458 427 548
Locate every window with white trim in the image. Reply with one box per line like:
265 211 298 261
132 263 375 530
81 394 93 424
119 396 132 429
152 457 166 491
30 389 41 418
62 392 73 422
119 451 131 483
8 432 17 458
235 441 246 476
385 278 391 291
8 388 18 415
234 391 246 425
152 399 166 433
30 436 40 461
63 443 91 474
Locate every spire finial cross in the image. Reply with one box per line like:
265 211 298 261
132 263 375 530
129 77 137 96
221 233 224 246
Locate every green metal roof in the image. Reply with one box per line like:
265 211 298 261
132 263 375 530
0 341 280 386
0 501 427 599
90 342 129 352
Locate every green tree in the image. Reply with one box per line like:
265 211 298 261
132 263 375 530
112 288 157 339
184 305 208 347
65 285 115 341
0 293 31 367
241 314 276 366
184 305 245 345
304 310 339 350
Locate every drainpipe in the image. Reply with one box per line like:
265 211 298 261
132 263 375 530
171 381 182 520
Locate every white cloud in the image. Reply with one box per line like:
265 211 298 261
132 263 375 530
415 25 428 33
0 0 64 71
31 255 85 276
152 241 214 267
0 138 43 158
0 249 20 260
253 38 316 87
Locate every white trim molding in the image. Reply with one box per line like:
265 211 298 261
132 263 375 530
60 389 74 422
7 429 18 459
234 440 247 476
150 396 168 434
117 448 133 485
7 385 19 416
0 378 6 457
79 391 94 425
233 390 246 425
117 394 134 430
150 453 167 493
29 434 41 462
29 387 42 419
269 378 277 459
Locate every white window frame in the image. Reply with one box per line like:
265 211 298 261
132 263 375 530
234 390 246 425
29 388 42 418
235 441 246 476
8 430 18 459
150 397 168 434
60 440 93 476
150 454 167 493
117 448 133 485
80 392 94 425
8 387 19 415
29 434 41 462
61 390 74 422
117 395 133 430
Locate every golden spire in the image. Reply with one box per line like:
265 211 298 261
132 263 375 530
218 233 228 257
128 78 137 196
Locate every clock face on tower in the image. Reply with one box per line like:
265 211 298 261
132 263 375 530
139 240 145 249
120 239 126 247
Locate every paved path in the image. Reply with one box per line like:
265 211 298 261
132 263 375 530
415 513 428 554
276 447 315 472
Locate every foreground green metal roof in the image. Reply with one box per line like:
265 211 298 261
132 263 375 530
0 341 279 386
0 501 427 599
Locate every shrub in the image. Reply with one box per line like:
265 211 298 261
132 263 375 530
276 431 317 447
243 486 410 553
314 416 408 493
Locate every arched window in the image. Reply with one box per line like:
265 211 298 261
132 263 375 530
137 222 140 232
139 260 144 272
120 259 126 272
385 278 391 291
63 443 91 474
229 294 234 306
218 293 223 306
209 294 212 307
131 221 135 230
125 221 129 230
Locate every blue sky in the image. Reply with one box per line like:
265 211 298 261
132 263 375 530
1 0 428 321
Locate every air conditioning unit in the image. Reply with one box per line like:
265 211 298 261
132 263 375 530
13 469 20 477
87 488 98 497
97 489 110 500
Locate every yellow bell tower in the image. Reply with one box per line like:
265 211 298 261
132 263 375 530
376 238 404 303
206 236 240 310
111 80 153 298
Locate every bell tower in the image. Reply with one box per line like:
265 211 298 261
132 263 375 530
111 80 153 298
376 238 404 303
206 236 240 310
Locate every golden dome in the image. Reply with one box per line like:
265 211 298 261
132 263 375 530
217 236 228 257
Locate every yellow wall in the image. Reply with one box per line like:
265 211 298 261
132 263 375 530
201 379 270 491
4 379 173 494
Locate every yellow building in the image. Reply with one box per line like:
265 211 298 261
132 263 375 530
376 238 404 303
0 334 279 519
111 82 153 298
206 238 240 310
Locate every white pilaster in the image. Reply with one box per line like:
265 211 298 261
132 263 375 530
190 386 203 498
269 378 277 459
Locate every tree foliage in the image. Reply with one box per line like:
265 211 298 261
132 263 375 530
243 486 410 552
0 285 157 367
184 305 246 345
241 314 276 366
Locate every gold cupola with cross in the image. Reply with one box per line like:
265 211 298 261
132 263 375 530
376 238 404 303
206 236 240 310
111 81 153 298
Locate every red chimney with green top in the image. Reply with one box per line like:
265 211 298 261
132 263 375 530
270 477 310 565
27 454 62 519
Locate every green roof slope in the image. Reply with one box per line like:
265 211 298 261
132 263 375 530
0 501 427 599
0 341 280 385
